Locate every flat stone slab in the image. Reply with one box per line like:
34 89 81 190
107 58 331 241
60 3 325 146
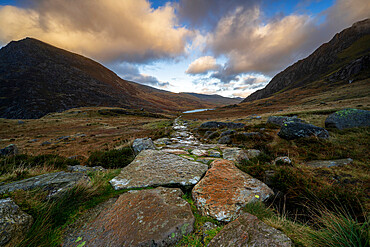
192 159 274 222
305 158 353 168
0 171 90 198
0 198 33 247
63 187 194 247
222 148 249 163
192 149 208 156
208 213 292 247
161 149 189 155
110 150 208 190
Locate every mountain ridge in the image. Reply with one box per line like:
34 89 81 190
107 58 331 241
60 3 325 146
243 18 370 103
0 38 235 119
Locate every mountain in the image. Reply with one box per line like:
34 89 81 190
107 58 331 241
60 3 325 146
181 93 242 105
243 19 370 103
0 38 224 119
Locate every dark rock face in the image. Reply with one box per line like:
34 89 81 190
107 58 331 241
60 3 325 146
132 137 156 155
243 19 370 102
63 187 194 247
199 121 245 129
109 150 208 190
328 55 370 82
0 171 90 198
267 116 304 127
0 198 33 247
220 130 236 137
325 108 370 129
218 135 232 144
278 122 329 140
208 213 292 247
0 144 18 156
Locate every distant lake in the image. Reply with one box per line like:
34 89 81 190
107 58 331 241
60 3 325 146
183 108 214 114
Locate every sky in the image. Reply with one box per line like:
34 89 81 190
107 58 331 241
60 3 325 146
0 0 369 98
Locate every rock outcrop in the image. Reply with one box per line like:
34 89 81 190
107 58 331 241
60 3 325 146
208 213 292 247
325 108 370 129
199 121 245 129
0 198 33 247
110 150 208 190
278 122 329 139
0 172 90 198
305 158 353 168
267 116 304 127
132 137 156 155
63 187 194 247
192 160 274 222
0 144 18 156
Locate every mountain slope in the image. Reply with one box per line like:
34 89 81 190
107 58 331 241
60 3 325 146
181 93 242 105
0 38 220 119
243 18 370 103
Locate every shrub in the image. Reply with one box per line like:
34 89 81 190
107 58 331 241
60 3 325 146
87 146 134 169
0 154 79 176
308 209 369 247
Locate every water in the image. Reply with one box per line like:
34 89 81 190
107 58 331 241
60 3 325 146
183 108 214 114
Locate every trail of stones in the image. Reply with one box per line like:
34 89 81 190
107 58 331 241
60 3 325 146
61 117 286 246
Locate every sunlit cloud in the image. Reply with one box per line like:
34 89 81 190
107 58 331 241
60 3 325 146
0 0 192 63
185 56 220 74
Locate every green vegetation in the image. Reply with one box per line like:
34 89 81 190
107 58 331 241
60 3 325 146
243 201 369 247
12 169 122 247
87 146 135 169
175 193 223 247
308 208 369 247
0 154 79 183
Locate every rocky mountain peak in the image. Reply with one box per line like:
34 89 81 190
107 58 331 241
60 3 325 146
243 18 370 103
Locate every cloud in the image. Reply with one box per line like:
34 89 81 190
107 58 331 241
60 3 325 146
109 62 170 88
191 72 270 98
186 56 220 74
206 0 370 82
177 0 260 30
0 0 192 63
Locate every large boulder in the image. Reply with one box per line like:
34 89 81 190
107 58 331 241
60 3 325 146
278 122 329 140
0 198 33 247
110 150 208 190
267 116 304 126
199 121 245 129
192 160 274 222
132 137 156 155
208 212 292 247
0 172 90 199
63 187 194 247
325 108 370 129
0 144 18 156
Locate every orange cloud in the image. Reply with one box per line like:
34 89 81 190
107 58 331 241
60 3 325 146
186 56 219 74
0 0 192 62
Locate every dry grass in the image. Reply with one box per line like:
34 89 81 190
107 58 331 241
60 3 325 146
183 79 369 121
0 107 173 159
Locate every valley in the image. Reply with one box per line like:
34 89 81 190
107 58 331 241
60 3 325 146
0 13 369 247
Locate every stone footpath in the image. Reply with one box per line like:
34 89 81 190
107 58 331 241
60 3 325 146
85 117 288 246
0 117 291 247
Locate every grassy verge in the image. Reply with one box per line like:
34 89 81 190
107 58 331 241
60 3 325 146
175 193 224 246
11 169 123 247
